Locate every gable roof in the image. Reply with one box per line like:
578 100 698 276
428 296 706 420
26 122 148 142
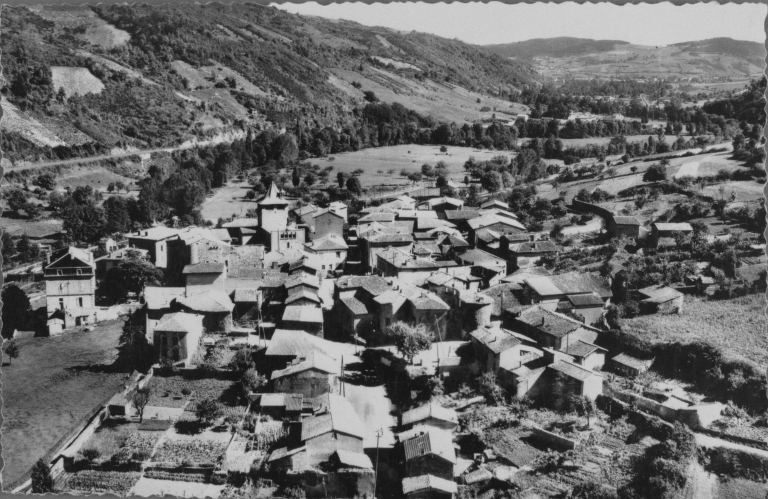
402 475 458 495
402 429 456 464
154 312 203 333
282 306 324 323
637 284 683 304
470 324 524 354
334 450 373 469
443 209 482 221
336 275 391 296
478 284 526 315
517 307 584 338
611 353 654 370
459 248 506 265
47 246 94 269
292 204 318 217
266 329 337 358
142 286 185 310
481 199 510 210
508 241 560 253
612 215 641 226
177 289 234 313
271 351 338 379
301 394 365 441
426 196 463 208
401 403 458 426
526 272 612 299
305 235 348 251
562 340 606 358
182 262 226 274
285 288 321 305
549 359 600 382
359 212 396 223
468 213 526 231
653 222 693 232
285 274 320 290
565 292 605 307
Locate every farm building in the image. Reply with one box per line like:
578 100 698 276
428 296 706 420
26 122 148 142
503 240 560 271
176 289 234 332
270 351 340 398
560 340 607 371
649 223 693 247
402 429 456 481
127 226 180 268
547 358 604 402
151 312 204 365
606 215 645 239
636 285 684 314
400 403 459 432
402 475 458 499
419 196 464 211
609 353 654 377
251 393 304 421
521 271 612 312
469 323 541 374
514 306 601 351
298 394 366 467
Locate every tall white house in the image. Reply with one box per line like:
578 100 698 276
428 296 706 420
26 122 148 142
44 247 97 335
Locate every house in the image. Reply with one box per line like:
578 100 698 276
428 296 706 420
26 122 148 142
637 285 684 314
271 351 340 398
503 240 559 271
176 289 234 332
649 223 693 247
297 393 366 467
419 196 464 211
400 403 459 432
522 271 612 312
441 210 482 233
281 306 324 337
606 215 645 239
402 429 456 481
44 247 97 334
376 248 460 286
469 323 541 373
547 358 603 401
152 312 204 365
141 286 186 338
329 201 349 222
609 353 654 377
95 247 149 277
309 209 345 241
357 232 414 272
480 199 511 211
467 214 526 246
402 475 457 499
222 218 261 246
183 262 226 294
559 340 607 371
251 393 305 421
514 306 601 351
329 450 373 470
555 293 606 325
303 234 347 276
127 226 179 268
264 329 340 372
458 249 508 284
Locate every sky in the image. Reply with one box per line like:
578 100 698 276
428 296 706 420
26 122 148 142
273 1 766 47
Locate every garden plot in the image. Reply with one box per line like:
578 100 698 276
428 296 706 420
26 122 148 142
200 180 256 222
51 67 105 98
61 470 142 496
79 420 164 464
146 373 242 409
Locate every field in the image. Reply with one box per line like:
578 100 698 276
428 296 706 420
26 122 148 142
714 477 768 499
146 372 242 410
620 294 767 366
200 180 256 222
1 320 130 486
51 67 105 98
0 216 63 238
30 5 131 49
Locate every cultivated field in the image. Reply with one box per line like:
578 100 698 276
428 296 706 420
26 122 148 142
1 321 130 486
200 180 256 221
51 67 105 98
620 294 767 366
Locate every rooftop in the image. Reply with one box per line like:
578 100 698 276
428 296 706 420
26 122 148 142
142 286 185 310
402 429 456 464
653 222 693 232
470 324 524 354
265 329 337 359
549 359 600 382
282 306 324 323
401 403 458 426
300 394 365 441
154 312 203 333
334 450 373 469
638 284 683 304
401 475 458 495
612 215 641 226
177 289 234 313
271 351 339 379
182 262 226 274
517 307 584 338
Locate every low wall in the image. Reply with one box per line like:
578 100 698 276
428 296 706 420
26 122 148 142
604 385 722 430
531 427 577 451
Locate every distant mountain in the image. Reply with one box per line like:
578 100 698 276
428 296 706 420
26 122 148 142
484 37 630 59
670 38 766 68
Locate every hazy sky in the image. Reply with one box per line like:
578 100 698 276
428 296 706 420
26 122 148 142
273 1 766 46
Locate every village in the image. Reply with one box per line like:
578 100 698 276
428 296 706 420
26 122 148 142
3 149 766 499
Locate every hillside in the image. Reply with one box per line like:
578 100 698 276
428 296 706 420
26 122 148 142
0 4 537 164
485 36 765 81
485 37 630 59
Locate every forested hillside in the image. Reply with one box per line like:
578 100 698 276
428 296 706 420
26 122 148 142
485 37 630 59
0 3 537 164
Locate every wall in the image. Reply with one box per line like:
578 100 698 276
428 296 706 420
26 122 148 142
185 272 225 294
305 432 363 467
570 199 613 220
531 427 577 450
406 455 454 481
312 213 344 240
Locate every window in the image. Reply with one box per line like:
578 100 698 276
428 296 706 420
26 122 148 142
77 298 83 307
58 298 64 310
385 318 391 327
57 270 63 276
76 269 82 275
336 252 341 258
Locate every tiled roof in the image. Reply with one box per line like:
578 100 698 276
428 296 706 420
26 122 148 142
336 275 391 295
334 450 373 469
128 226 180 241
265 329 336 358
475 228 501 243
292 204 318 217
413 242 441 255
612 216 641 226
267 446 306 463
402 475 458 495
359 212 396 223
301 394 365 440
481 199 509 210
549 360 600 382
478 284 526 315
638 285 683 304
508 241 560 253
517 307 583 338
210 228 233 242
285 288 321 305
401 403 458 426
653 222 693 232
469 324 523 354
468 213 526 231
142 286 185 310
258 182 289 206
459 248 505 265
282 306 324 323
408 293 450 311
306 235 348 251
443 210 481 221
438 234 470 247
561 340 604 358
368 233 414 244
177 289 234 313
566 292 605 307
271 351 338 379
402 429 456 464
182 262 226 274
232 288 260 303
285 274 320 290
415 218 455 231
340 296 369 315
611 353 653 370
527 272 612 299
154 312 202 333
426 196 464 208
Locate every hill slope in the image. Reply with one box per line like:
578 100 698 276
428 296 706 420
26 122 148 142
485 37 630 59
0 3 537 164
485 36 765 81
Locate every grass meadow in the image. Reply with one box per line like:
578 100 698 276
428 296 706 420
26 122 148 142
620 294 767 366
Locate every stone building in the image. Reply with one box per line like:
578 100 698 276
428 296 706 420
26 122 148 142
44 247 97 334
402 429 456 481
271 351 340 398
152 312 204 365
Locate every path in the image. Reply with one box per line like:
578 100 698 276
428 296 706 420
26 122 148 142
695 432 768 458
681 460 716 499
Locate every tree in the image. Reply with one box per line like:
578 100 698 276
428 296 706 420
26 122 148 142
385 321 433 363
346 176 363 196
421 163 435 178
107 182 116 193
1 284 30 338
5 187 28 216
576 395 596 426
103 197 131 235
132 387 151 423
630 166 638 174
102 256 164 303
240 367 266 398
337 172 348 188
196 397 223 426
34 174 56 190
4 339 20 365
229 346 255 373
304 172 316 187
1 231 15 262
292 166 301 187
62 202 107 244
363 90 379 103
643 164 667 183
481 171 503 193
31 458 54 493
550 223 565 240
118 320 152 371
440 145 448 153
115 181 126 193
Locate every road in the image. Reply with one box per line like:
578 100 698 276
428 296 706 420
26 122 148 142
695 432 768 459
